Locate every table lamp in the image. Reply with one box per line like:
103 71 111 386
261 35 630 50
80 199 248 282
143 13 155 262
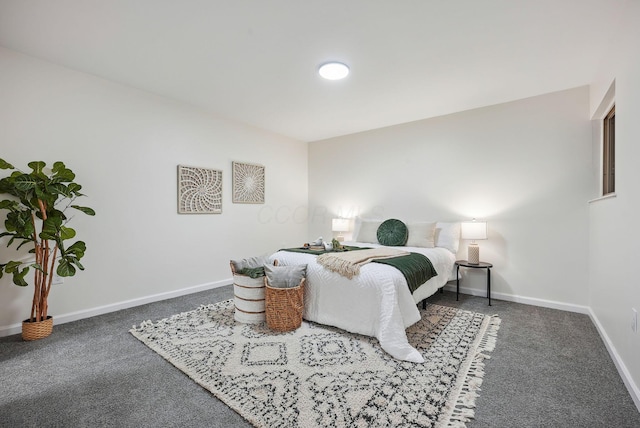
332 218 350 242
461 219 487 264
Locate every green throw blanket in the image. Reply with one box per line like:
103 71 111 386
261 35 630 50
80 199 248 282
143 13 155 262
236 266 265 278
372 253 437 293
280 247 437 293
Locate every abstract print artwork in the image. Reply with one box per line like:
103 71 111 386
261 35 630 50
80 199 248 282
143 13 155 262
177 165 223 214
232 161 265 204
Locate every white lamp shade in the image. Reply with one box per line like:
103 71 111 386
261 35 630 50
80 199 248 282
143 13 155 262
332 218 350 232
461 221 487 240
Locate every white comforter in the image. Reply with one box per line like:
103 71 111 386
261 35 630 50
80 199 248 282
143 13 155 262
269 242 456 363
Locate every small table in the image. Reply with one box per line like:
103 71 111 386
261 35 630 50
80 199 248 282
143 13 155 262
455 260 493 306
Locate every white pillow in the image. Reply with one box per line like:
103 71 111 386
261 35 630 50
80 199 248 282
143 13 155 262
353 217 383 243
434 222 461 253
405 222 436 248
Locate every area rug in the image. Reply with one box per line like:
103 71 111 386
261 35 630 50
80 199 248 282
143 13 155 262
130 300 500 427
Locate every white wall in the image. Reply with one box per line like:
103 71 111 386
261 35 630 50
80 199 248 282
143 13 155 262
308 87 592 309
588 1 640 407
0 47 308 331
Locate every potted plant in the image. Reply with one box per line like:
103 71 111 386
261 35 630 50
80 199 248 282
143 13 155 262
0 159 95 340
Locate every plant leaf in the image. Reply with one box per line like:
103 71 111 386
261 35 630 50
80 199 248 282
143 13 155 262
15 238 35 251
51 163 75 182
59 226 76 240
0 159 15 170
40 216 63 240
71 205 96 216
13 174 37 191
27 161 46 176
57 259 76 277
52 162 65 173
0 200 19 210
48 183 72 198
64 241 87 258
4 260 23 273
12 267 29 286
29 263 44 273
67 183 83 194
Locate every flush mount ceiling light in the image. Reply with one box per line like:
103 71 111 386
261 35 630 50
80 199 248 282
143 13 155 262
318 62 350 80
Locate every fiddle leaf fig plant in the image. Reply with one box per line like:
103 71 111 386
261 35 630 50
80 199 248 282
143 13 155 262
0 158 95 324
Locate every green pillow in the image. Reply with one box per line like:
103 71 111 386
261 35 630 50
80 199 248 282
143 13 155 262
377 219 408 246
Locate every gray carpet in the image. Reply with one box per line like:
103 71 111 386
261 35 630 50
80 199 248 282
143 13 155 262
1 285 639 427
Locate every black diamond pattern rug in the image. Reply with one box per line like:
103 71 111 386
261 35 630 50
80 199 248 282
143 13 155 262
130 300 500 427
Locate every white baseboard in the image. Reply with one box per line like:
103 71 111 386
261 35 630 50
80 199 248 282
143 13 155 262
588 308 640 412
0 278 232 337
442 283 590 314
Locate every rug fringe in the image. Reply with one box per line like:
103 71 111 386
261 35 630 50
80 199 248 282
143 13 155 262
130 301 232 332
444 314 502 427
478 315 501 354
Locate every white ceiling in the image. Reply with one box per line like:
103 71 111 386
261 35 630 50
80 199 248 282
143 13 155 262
0 0 629 142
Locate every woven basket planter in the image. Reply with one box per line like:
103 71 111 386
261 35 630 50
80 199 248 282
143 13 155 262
264 277 305 332
22 316 53 341
230 262 266 324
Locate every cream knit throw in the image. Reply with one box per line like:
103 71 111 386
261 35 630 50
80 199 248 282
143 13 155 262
317 247 409 279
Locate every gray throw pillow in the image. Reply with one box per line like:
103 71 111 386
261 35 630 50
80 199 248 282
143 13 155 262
231 256 270 272
264 264 306 289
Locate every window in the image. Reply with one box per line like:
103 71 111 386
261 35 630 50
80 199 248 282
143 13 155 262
603 105 615 195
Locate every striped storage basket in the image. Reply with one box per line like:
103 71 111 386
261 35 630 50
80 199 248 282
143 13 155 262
230 261 272 324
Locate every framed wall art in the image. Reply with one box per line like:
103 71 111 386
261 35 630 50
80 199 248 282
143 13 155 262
232 161 265 204
177 165 223 214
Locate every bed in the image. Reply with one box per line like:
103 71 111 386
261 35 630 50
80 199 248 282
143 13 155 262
268 220 460 363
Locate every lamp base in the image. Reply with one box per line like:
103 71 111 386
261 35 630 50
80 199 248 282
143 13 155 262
468 243 480 264
336 235 345 242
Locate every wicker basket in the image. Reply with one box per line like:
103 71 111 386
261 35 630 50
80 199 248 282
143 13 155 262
22 316 53 341
264 277 305 332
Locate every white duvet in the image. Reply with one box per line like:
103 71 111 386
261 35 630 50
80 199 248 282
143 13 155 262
269 242 456 363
